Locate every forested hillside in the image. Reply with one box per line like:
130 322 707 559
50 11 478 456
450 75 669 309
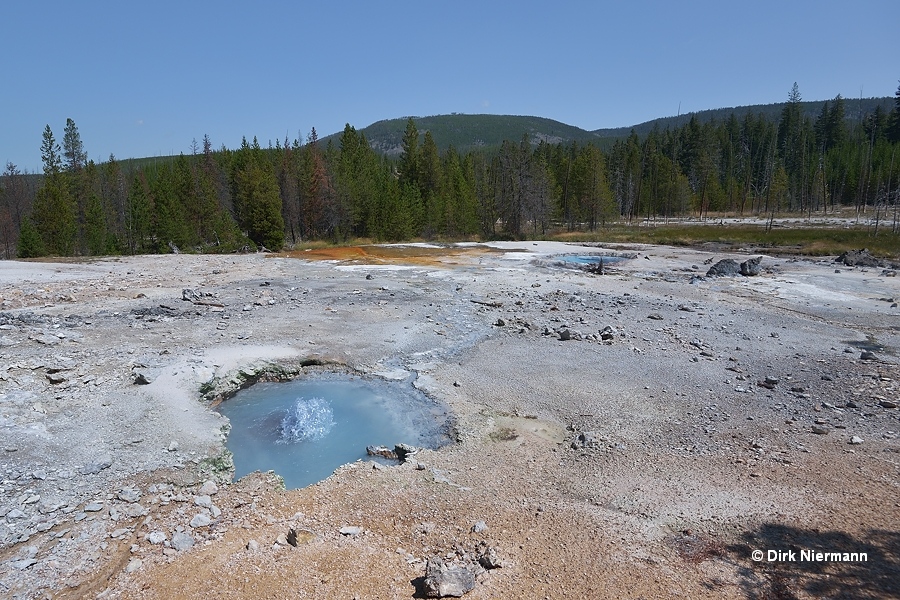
592 96 894 138
2 83 900 259
323 114 604 155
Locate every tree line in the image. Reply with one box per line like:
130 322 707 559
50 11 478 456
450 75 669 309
3 82 900 259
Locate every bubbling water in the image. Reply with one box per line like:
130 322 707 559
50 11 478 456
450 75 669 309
217 374 453 489
278 396 335 443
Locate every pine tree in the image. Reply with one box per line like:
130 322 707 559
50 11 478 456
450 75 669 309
232 142 285 250
887 80 900 143
31 125 77 255
126 173 152 254
16 217 45 258
84 192 108 255
399 118 420 191
150 164 190 252
62 118 87 172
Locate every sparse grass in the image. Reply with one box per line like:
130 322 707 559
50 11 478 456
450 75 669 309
551 223 900 259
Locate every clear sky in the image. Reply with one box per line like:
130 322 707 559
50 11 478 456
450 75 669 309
3 0 898 172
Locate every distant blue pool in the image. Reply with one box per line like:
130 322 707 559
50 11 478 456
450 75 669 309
217 373 452 489
557 255 627 265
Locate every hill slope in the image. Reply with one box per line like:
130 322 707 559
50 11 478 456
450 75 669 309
323 114 603 155
323 96 893 155
593 97 894 137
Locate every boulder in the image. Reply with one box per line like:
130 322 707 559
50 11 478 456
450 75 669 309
395 443 419 462
366 445 398 460
423 556 476 598
198 480 219 496
189 513 211 528
835 249 882 267
705 259 741 277
740 256 763 276
171 531 195 551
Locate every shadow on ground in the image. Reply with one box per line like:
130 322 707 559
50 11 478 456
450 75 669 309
726 523 900 599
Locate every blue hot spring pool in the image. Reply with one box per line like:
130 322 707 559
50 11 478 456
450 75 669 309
217 373 452 489
557 254 627 266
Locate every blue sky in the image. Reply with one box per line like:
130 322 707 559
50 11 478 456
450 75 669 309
3 0 898 171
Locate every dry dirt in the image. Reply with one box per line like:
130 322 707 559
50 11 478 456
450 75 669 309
0 241 898 599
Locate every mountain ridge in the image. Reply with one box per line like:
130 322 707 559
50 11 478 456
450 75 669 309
320 96 894 154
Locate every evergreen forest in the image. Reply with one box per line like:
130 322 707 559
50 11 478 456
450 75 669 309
3 82 900 259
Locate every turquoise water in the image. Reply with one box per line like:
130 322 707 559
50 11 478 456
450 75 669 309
217 374 452 489
558 255 627 265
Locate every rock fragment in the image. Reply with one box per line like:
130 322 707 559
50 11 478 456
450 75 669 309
423 556 476 598
172 531 195 551
79 456 112 475
189 513 211 528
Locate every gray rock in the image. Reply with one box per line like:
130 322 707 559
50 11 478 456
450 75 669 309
706 259 741 277
182 289 201 302
558 328 571 341
79 456 112 475
117 488 141 503
146 531 166 544
571 431 601 449
740 256 763 276
125 558 142 573
812 425 830 435
366 445 397 460
31 333 60 346
190 513 211 528
423 556 476 598
6 509 26 520
339 526 362 536
133 371 153 385
83 502 104 512
478 546 503 570
395 443 419 461
246 539 260 552
125 504 147 518
880 399 898 409
647 313 663 320
849 436 864 445
198 481 219 496
194 495 212 508
860 351 877 361
9 559 38 571
599 326 615 341
471 520 487 533
46 372 67 384
835 249 882 267
171 531 195 551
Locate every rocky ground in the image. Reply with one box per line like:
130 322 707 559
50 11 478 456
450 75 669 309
0 240 898 599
